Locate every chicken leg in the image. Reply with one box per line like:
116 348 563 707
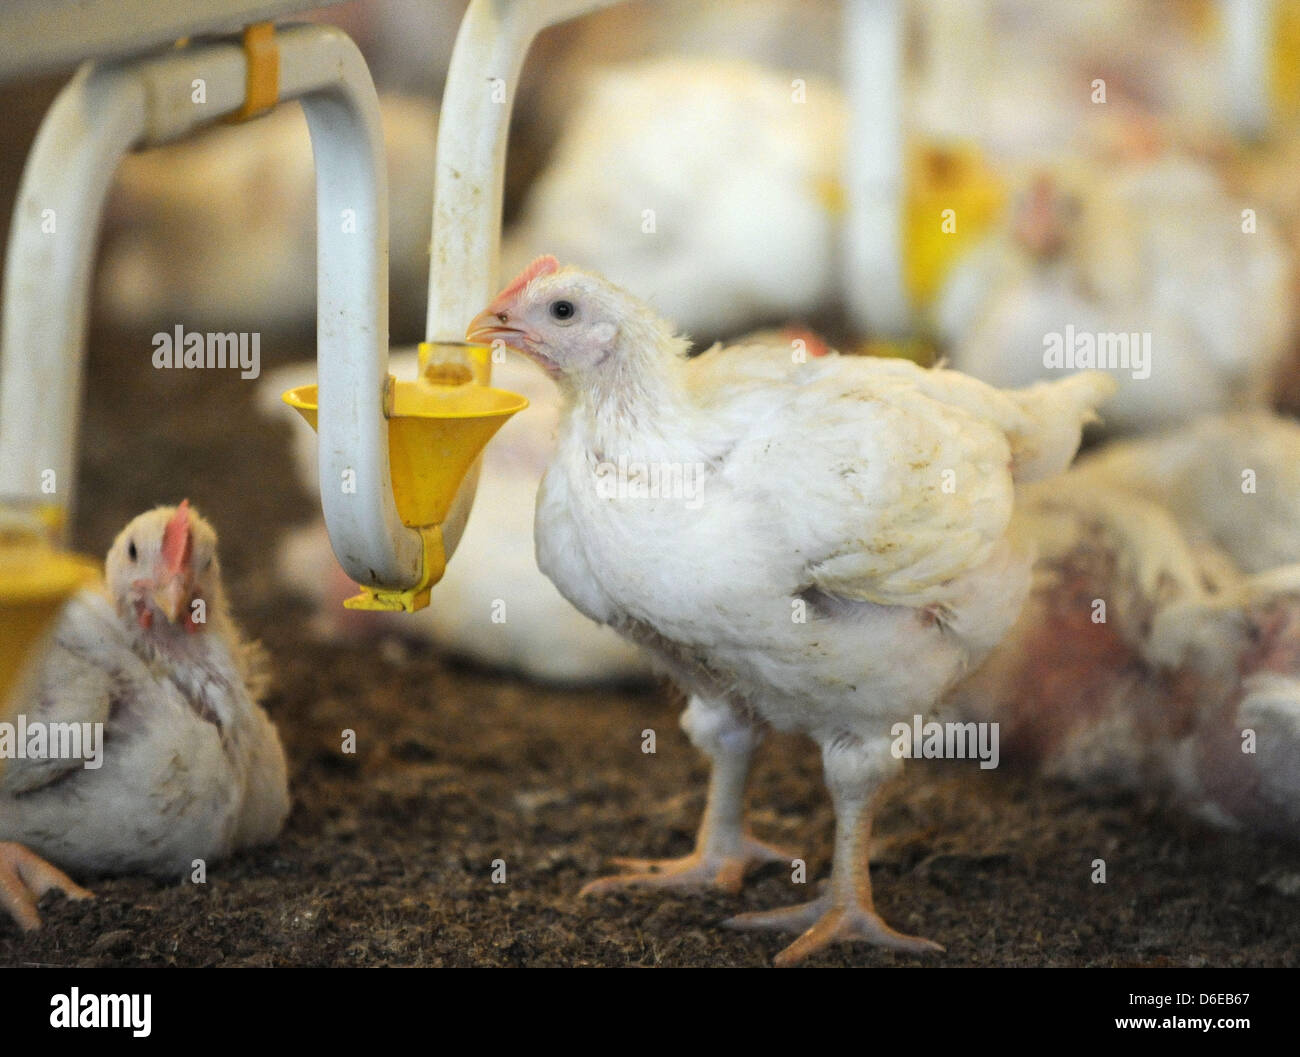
581 696 791 896
725 735 942 965
0 842 94 931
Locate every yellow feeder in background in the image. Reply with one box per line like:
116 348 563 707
1271 0 1300 123
853 139 1005 366
902 140 1005 313
0 520 98 741
282 342 528 613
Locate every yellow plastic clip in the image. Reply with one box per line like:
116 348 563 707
35 503 66 537
225 22 279 123
342 525 446 613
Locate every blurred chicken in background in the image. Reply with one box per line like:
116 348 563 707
951 412 1300 838
1070 412 1300 571
1221 130 1300 415
936 156 1294 434
98 94 438 340
502 57 847 342
936 0 1232 163
94 0 1288 355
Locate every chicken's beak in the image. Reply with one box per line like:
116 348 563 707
150 576 189 625
466 308 534 353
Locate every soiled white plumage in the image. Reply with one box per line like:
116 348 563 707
937 157 1294 434
537 339 1107 730
502 58 846 340
0 504 289 916
468 257 1115 963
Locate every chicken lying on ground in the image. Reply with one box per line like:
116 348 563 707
0 502 289 930
468 256 1115 964
936 158 1294 434
950 416 1300 838
1067 412 1300 574
259 351 653 686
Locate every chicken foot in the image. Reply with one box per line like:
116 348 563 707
0 842 94 931
725 735 942 965
581 697 792 896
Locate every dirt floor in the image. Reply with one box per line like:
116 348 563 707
1 76 1298 970
0 317 1295 969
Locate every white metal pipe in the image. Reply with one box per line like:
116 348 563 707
843 0 909 337
913 0 988 142
285 26 425 589
425 0 627 343
0 24 423 588
0 63 148 531
423 0 626 565
0 0 332 83
1220 0 1274 138
0 41 255 523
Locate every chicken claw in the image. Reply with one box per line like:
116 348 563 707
724 749 945 966
725 894 943 965
0 842 94 931
581 834 792 897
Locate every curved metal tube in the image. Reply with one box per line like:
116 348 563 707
0 24 425 587
1221 0 1273 137
283 28 423 588
424 0 626 562
1 4 631 590
0 60 149 532
843 0 909 337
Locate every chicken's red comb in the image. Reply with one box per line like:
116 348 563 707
489 255 560 314
782 326 829 358
162 499 192 576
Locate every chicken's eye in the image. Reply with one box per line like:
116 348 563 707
549 300 576 322
127 540 137 562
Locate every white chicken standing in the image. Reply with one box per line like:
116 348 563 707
502 58 847 341
0 502 290 930
936 157 1294 434
468 256 1115 964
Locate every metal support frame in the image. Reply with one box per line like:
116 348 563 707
0 0 624 593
